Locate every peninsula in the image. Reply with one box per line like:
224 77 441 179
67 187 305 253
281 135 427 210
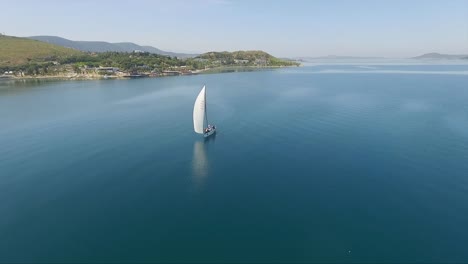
0 35 299 80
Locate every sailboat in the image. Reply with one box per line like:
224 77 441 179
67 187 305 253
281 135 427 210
193 85 216 138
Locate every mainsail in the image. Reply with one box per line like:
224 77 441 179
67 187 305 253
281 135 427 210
193 86 206 134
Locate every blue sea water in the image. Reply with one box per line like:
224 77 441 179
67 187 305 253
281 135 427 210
1 63 468 263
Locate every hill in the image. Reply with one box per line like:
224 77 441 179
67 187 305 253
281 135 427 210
0 35 82 66
197 50 299 66
28 36 197 58
412 53 468 60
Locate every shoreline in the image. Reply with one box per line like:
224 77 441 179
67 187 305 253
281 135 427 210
0 65 300 82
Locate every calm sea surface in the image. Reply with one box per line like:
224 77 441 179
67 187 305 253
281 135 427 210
1 64 468 263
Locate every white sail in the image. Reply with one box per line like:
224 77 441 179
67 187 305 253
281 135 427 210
193 86 206 134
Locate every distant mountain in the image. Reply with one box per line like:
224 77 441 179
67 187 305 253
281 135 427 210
28 36 197 58
412 53 468 60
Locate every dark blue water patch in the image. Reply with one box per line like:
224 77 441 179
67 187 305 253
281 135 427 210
1 65 468 262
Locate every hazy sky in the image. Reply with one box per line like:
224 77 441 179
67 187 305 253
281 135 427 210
2 0 468 57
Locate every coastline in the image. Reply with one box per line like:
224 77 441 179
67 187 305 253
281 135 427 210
1 65 300 82
201 65 299 74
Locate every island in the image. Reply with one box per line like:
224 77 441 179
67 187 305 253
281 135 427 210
411 53 468 60
0 35 300 80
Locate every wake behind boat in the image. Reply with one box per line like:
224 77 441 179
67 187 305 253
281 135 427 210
193 85 216 138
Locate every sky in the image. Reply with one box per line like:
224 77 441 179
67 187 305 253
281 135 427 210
1 0 468 57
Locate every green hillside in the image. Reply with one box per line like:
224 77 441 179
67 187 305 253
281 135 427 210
198 50 299 66
0 35 82 66
199 50 273 60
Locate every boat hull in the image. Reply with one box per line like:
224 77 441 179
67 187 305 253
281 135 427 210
204 128 216 138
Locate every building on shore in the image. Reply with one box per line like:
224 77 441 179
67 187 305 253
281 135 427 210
96 67 120 74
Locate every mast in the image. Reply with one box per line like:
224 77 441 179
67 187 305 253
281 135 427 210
204 85 208 127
